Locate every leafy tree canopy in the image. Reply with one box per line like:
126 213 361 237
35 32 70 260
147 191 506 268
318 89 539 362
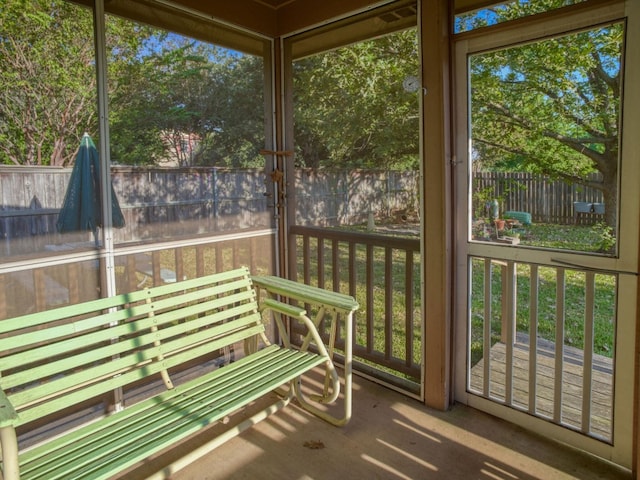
108 34 266 168
467 1 623 226
0 0 97 166
0 0 266 168
293 29 420 170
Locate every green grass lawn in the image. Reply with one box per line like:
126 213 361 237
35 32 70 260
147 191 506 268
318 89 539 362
516 222 616 253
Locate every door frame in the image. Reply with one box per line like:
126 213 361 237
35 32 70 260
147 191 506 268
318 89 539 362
453 0 638 468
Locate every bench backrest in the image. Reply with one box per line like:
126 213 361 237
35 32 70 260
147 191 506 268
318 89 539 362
0 267 263 428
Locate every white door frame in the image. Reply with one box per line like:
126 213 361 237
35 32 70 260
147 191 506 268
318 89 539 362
453 0 639 468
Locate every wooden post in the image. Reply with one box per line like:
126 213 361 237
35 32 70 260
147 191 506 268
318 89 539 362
421 0 453 410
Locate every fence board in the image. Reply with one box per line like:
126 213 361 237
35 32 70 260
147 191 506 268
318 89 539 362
472 172 605 225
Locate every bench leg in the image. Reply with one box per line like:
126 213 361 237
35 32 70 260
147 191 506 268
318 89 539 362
295 310 353 427
143 398 291 480
0 426 20 480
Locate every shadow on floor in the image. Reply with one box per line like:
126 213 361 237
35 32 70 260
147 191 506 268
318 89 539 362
121 371 631 480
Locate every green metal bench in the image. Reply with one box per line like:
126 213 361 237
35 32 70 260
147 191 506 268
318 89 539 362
0 267 355 480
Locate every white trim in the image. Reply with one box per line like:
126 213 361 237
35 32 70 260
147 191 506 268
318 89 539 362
94 0 117 299
0 229 276 274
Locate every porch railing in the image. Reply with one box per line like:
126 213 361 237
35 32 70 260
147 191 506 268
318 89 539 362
289 225 421 389
468 256 615 442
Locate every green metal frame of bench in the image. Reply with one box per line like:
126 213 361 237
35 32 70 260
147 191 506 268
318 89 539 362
0 267 356 480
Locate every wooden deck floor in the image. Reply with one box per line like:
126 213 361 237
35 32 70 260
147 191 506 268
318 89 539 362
470 333 614 440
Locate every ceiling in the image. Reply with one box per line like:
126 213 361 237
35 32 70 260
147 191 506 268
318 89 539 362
93 0 489 56
162 0 491 37
161 0 399 38
252 0 297 9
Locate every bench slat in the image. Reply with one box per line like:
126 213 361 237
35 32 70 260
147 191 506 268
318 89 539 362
20 345 282 465
0 269 254 337
20 346 324 480
1 304 259 394
0 278 256 355
13 322 265 426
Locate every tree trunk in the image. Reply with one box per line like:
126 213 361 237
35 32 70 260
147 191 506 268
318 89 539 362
601 176 617 230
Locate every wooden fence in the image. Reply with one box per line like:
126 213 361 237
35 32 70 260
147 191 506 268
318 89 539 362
473 171 605 225
294 169 419 226
1 167 604 251
0 167 419 245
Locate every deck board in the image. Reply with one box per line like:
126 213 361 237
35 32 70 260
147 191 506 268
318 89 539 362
469 333 613 440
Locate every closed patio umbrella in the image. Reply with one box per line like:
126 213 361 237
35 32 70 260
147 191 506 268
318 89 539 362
56 133 125 244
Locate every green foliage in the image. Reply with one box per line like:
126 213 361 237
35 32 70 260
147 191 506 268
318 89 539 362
1 1 266 169
0 0 97 165
469 12 623 227
591 222 616 253
108 34 266 167
456 0 587 33
293 29 420 170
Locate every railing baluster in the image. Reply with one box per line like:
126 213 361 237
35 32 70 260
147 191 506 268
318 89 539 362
529 265 539 414
332 239 339 292
34 268 47 312
317 238 325 289
505 261 516 405
554 267 566 423
303 234 310 285
348 242 356 299
67 263 80 304
384 246 393 361
175 247 185 281
405 251 414 368
483 258 492 396
582 271 595 434
366 244 374 353
215 243 223 272
0 274 6 319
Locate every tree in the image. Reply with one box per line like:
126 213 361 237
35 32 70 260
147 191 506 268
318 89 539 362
0 0 96 166
468 7 622 227
108 34 266 168
293 29 420 170
0 0 152 167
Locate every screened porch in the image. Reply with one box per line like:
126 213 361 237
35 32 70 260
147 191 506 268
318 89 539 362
0 0 639 479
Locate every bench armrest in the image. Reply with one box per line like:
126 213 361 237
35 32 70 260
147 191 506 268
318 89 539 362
261 297 307 320
260 298 329 357
252 275 358 314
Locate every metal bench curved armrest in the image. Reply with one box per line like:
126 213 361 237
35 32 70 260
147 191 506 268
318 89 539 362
260 297 341 405
252 275 359 426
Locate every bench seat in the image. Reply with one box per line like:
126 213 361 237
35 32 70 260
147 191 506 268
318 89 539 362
19 346 324 480
0 267 355 480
